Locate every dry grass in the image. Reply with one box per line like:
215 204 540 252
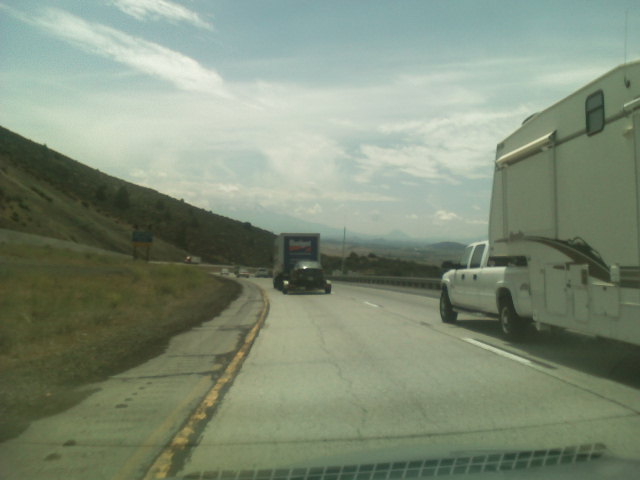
0 244 241 441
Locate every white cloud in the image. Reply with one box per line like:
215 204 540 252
434 210 460 222
216 183 241 194
261 133 346 189
295 203 323 216
110 0 213 30
533 65 613 90
395 71 469 88
132 169 397 211
33 8 226 96
129 168 146 179
204 184 396 206
367 108 531 182
356 144 453 184
467 219 488 225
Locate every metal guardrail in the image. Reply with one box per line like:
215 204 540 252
327 274 442 290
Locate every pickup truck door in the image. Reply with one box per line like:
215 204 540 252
449 245 476 308
464 243 488 310
475 251 504 314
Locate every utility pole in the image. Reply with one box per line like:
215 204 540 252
340 227 347 275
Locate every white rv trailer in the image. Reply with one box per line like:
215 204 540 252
489 60 640 346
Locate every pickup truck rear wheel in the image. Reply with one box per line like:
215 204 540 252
440 289 458 323
499 297 528 340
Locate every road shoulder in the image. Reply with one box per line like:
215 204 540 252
0 280 268 480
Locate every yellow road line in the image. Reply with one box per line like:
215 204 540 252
143 287 270 479
109 286 269 480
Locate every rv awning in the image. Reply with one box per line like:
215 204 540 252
496 131 555 167
623 97 640 113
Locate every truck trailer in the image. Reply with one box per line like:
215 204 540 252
488 60 640 345
273 233 330 294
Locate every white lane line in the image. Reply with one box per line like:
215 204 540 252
463 338 534 367
364 301 381 308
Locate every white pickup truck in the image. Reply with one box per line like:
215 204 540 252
440 241 533 339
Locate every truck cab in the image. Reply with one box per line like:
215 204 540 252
282 261 332 295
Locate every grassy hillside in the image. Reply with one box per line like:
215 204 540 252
0 244 240 441
0 126 275 265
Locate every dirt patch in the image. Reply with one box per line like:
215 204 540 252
0 272 241 443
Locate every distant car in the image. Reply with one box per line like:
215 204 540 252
255 268 270 278
220 268 230 276
237 268 251 278
283 261 331 295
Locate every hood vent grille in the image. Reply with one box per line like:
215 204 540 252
176 443 606 480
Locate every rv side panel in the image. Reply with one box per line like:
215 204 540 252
554 118 638 265
489 61 640 346
491 61 640 268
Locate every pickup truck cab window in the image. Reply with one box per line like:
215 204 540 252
469 244 486 268
459 245 474 269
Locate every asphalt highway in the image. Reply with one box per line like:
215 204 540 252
175 279 640 476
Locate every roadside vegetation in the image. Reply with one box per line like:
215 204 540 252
0 245 241 441
322 251 443 277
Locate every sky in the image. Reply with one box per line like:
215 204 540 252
2 0 639 242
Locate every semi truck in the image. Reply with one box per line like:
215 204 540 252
484 60 640 346
273 233 331 294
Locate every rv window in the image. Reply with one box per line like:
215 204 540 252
469 244 485 268
586 90 604 135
